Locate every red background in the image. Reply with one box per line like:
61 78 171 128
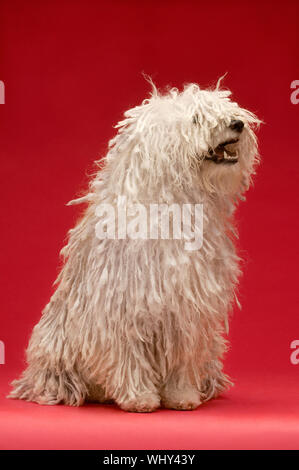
0 0 298 450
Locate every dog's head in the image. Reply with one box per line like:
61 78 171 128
109 82 261 198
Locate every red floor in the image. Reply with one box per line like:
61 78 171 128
1 370 298 450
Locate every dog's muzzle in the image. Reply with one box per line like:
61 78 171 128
204 139 239 164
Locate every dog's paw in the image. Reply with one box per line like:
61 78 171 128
118 392 160 413
161 387 201 411
9 368 86 406
9 376 63 405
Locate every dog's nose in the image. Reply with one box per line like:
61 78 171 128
230 119 244 132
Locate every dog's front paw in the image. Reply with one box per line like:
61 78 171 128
118 392 160 413
161 387 201 411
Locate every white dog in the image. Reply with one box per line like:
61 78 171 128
10 81 260 412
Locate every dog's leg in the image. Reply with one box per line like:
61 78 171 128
160 330 231 410
105 336 161 413
8 290 88 406
160 364 202 411
9 362 87 406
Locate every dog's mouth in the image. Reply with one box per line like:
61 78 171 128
204 139 239 164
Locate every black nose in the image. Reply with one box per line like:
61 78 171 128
230 119 244 132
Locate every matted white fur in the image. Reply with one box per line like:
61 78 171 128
9 81 260 412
